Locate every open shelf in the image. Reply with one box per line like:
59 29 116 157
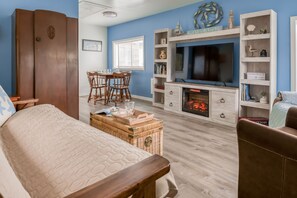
153 102 164 108
240 101 270 110
241 34 271 41
154 59 167 63
155 44 168 48
241 57 271 63
154 88 165 93
153 28 171 110
241 79 270 86
154 74 167 78
168 27 240 43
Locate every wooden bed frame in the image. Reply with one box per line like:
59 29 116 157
10 96 39 110
9 97 172 198
67 154 170 198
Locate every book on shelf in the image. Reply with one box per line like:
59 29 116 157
246 72 265 80
241 84 251 101
154 63 166 75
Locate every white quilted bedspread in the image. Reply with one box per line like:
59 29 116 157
0 105 177 198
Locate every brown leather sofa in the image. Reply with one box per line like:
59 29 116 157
237 107 297 198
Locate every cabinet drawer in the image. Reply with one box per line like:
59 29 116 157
212 91 236 110
165 85 180 98
164 100 180 111
165 95 180 103
212 110 236 124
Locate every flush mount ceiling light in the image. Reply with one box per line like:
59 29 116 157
103 11 117 18
79 0 111 18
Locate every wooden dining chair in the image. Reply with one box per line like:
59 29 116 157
109 72 132 104
87 72 107 105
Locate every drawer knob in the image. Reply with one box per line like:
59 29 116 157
220 113 226 118
169 102 173 107
144 136 153 147
220 98 225 103
169 91 173 95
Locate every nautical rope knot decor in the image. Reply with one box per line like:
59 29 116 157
194 2 223 29
47 25 55 39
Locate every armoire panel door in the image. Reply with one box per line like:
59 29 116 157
34 10 67 113
66 18 79 119
14 9 35 99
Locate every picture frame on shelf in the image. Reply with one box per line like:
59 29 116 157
160 38 167 44
82 39 102 52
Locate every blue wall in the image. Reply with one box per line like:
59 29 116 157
0 0 78 95
108 0 297 98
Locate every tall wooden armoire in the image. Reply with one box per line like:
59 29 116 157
12 9 79 119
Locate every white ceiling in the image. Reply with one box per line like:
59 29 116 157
79 0 204 27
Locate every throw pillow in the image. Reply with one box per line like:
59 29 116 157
280 91 297 105
0 86 16 126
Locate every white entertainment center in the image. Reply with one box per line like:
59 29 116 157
164 83 238 127
152 10 277 127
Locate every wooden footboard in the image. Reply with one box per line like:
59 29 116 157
65 155 170 198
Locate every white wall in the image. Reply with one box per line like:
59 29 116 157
79 23 107 96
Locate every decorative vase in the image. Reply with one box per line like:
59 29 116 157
160 38 167 44
260 49 268 57
159 50 167 59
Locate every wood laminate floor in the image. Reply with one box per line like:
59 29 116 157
79 97 238 198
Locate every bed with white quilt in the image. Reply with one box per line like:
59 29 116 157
0 98 177 198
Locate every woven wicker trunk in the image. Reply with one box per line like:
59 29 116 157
90 113 163 155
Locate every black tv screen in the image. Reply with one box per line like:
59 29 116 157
190 43 234 83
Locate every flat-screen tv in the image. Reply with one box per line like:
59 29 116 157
189 43 234 83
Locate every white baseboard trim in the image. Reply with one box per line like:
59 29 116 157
132 95 152 102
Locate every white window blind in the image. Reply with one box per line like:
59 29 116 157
113 36 144 70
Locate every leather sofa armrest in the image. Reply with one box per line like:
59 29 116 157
286 107 297 130
237 119 297 160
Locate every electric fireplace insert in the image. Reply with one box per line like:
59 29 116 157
182 88 209 117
